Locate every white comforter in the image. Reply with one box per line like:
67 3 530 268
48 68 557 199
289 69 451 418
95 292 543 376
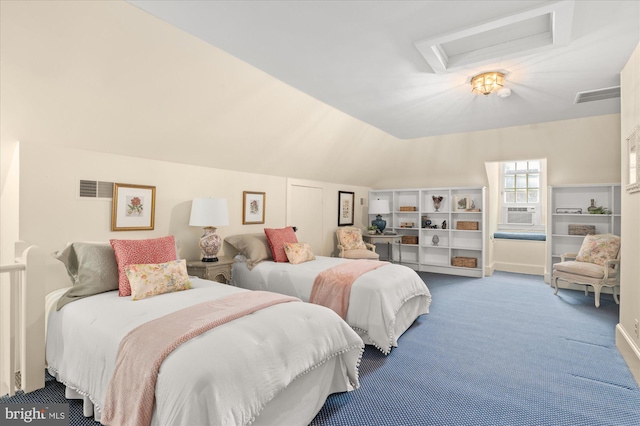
231 256 432 354
46 279 363 426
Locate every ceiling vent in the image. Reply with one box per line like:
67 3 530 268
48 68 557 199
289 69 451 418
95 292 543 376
79 180 113 199
574 86 621 104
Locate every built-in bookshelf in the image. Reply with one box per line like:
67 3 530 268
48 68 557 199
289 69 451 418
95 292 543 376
546 184 621 284
368 187 486 277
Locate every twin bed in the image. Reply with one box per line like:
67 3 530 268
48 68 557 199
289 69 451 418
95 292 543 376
40 230 431 425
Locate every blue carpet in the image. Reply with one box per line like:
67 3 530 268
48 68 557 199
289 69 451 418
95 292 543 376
312 272 640 426
2 272 639 425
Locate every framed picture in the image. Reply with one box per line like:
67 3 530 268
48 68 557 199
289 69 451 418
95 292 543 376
243 191 266 224
338 191 355 226
556 208 583 214
626 125 640 194
454 195 470 211
111 183 156 231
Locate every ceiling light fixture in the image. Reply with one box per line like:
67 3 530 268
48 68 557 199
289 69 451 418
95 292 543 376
471 71 505 96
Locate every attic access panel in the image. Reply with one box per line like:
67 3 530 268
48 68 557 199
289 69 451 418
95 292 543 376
414 1 575 74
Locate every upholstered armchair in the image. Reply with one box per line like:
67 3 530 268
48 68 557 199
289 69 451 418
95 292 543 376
552 233 621 308
336 227 380 260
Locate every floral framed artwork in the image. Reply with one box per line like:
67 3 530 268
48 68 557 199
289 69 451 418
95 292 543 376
626 125 640 194
111 183 156 231
243 191 266 224
454 195 470 211
338 191 355 226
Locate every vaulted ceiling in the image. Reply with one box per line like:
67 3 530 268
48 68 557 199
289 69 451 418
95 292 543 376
128 0 640 139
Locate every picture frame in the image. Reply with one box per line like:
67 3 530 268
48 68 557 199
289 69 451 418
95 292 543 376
338 191 355 226
556 208 583 214
454 195 470 211
626 125 640 194
242 191 266 224
111 183 156 231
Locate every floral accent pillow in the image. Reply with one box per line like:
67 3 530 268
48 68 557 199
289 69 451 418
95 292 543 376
575 234 621 266
264 227 298 262
283 242 316 265
110 236 178 296
125 259 192 301
337 228 367 251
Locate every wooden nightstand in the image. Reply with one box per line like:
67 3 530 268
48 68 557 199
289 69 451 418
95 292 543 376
186 256 234 284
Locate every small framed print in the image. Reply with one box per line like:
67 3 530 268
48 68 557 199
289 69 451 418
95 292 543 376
243 191 266 224
454 195 470 211
626 125 640 194
338 191 355 226
111 183 156 231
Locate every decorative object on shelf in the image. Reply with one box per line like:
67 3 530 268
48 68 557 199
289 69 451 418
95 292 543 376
111 183 156 231
586 203 612 215
441 220 447 229
432 195 444 212
452 256 477 268
400 222 415 228
338 191 355 226
189 198 230 262
369 199 390 233
556 208 582 214
401 235 418 245
421 216 430 228
568 224 596 236
471 71 505 96
432 234 439 246
454 195 470 211
456 221 479 230
587 199 598 214
242 191 266 224
399 206 417 211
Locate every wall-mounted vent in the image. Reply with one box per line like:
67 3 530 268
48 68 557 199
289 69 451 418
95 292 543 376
574 86 620 104
505 206 536 225
79 180 113 199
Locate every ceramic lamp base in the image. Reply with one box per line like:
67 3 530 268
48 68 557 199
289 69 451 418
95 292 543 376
200 227 222 262
371 215 387 233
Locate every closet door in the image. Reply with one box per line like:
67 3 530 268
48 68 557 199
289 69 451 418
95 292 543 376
289 184 324 255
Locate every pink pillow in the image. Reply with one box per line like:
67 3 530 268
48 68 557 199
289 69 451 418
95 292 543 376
264 227 298 262
110 236 177 296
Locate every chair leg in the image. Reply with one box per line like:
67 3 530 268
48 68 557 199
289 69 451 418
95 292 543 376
553 276 560 295
613 286 620 305
593 285 602 308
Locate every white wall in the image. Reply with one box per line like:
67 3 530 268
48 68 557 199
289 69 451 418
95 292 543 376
617 42 640 385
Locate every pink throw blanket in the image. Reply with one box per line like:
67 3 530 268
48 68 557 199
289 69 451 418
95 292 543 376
101 291 300 426
310 260 388 319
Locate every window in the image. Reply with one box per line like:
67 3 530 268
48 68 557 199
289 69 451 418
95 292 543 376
499 159 544 230
503 160 540 204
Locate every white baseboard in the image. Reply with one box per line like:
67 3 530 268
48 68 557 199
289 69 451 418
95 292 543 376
493 261 544 276
616 324 640 387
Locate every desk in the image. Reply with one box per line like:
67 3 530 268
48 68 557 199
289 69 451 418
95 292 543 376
363 234 402 263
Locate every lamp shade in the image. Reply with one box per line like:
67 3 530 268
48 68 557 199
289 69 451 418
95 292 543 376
369 199 390 215
189 198 229 227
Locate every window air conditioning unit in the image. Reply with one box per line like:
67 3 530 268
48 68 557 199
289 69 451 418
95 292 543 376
505 207 536 225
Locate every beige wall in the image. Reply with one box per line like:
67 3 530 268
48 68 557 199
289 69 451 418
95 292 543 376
0 0 395 188
12 142 370 293
617 42 640 384
0 0 627 287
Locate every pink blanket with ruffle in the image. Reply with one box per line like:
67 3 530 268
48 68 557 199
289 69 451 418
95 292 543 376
102 290 299 426
310 260 388 319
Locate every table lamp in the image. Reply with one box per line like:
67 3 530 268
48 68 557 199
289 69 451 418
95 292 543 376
189 198 229 262
369 199 390 233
